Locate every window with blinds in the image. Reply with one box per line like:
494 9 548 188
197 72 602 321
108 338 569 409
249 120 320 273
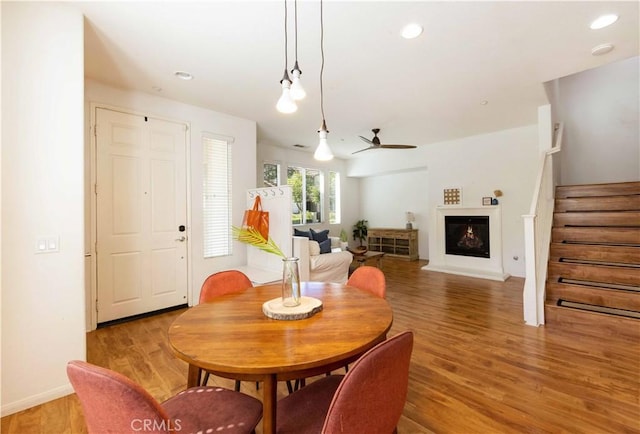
203 135 232 258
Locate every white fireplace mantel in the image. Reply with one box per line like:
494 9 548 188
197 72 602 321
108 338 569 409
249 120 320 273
423 206 510 281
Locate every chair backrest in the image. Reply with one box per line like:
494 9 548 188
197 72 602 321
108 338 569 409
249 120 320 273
322 331 414 434
199 270 253 304
347 266 386 299
67 360 171 434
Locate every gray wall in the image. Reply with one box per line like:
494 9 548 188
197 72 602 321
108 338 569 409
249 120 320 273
553 56 639 185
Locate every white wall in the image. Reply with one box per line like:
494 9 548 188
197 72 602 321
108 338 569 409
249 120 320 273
1 3 86 415
359 170 429 259
556 56 639 185
85 80 257 315
348 125 539 278
257 143 361 246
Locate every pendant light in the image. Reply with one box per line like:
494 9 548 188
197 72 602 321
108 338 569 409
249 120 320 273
276 0 297 114
290 0 306 101
314 0 333 161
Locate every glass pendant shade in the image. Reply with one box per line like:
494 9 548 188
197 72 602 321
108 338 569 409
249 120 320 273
290 62 306 101
276 76 298 114
314 121 334 161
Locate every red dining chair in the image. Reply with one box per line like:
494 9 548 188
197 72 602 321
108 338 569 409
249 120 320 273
347 265 386 299
67 360 262 434
199 270 253 391
276 331 414 434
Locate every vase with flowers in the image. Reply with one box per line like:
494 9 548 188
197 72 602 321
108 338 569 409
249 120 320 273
232 226 300 307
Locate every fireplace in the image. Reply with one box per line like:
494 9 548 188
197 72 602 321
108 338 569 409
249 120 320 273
445 216 490 258
424 206 508 281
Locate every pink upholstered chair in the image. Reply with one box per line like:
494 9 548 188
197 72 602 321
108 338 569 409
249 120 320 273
67 360 262 434
347 265 386 299
276 331 414 434
199 270 253 390
199 269 253 303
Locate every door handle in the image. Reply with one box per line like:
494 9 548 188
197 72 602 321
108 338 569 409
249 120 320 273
175 236 186 242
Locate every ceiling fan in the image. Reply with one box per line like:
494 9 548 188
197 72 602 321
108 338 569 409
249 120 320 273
353 128 417 154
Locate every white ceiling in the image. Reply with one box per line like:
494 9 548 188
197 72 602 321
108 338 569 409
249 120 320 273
75 1 639 159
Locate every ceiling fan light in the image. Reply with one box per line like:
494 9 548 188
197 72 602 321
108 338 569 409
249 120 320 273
276 77 298 114
314 123 333 161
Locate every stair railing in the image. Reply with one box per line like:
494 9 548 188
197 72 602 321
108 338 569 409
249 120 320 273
522 123 563 326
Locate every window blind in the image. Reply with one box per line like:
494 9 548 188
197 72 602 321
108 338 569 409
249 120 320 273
203 136 232 258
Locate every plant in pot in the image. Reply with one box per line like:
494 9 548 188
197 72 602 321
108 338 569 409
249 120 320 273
339 228 349 251
351 220 368 254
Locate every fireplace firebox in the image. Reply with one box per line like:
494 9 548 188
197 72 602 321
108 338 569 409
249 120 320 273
445 216 490 258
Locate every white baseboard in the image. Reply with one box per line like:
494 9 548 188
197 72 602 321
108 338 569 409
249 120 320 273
1 384 73 417
423 264 510 282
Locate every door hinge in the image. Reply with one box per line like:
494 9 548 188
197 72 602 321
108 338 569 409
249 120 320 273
94 241 98 253
94 183 98 195
93 124 97 137
95 299 99 314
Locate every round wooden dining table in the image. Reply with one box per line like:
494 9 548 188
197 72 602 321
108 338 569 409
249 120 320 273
168 281 393 434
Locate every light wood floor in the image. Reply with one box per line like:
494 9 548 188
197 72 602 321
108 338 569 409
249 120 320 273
2 258 639 433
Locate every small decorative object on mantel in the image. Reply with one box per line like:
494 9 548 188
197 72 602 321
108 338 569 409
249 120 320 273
482 197 492 206
492 189 502 205
406 211 415 229
443 187 461 205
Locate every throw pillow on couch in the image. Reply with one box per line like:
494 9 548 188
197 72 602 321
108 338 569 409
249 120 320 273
294 228 332 254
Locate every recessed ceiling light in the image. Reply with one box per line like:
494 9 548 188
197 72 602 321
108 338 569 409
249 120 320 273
401 23 423 39
591 43 614 56
174 71 194 80
590 14 618 30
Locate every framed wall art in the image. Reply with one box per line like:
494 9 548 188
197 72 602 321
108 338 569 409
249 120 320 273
443 187 462 206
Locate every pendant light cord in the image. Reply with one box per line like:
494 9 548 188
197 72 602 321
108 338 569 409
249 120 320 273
294 0 298 62
284 0 288 73
320 0 325 122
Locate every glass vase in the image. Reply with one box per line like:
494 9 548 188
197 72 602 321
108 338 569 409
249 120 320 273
282 257 301 307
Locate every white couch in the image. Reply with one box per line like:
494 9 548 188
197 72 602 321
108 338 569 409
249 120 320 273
292 236 353 284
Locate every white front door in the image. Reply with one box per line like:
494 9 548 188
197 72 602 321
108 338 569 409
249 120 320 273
96 108 188 323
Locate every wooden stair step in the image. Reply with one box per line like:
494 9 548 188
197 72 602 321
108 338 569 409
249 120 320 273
553 211 640 227
549 243 640 266
547 262 640 287
545 281 640 311
552 227 640 246
544 304 640 342
555 195 640 212
557 301 640 319
556 181 640 199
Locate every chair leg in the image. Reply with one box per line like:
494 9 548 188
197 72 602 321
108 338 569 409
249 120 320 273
202 371 210 386
234 380 241 392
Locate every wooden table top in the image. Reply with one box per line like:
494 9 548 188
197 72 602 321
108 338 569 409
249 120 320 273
168 281 393 434
168 281 393 380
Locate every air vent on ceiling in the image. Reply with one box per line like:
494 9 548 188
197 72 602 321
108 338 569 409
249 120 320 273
293 144 308 148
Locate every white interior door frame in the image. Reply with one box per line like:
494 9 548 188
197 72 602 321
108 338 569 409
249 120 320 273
87 103 192 331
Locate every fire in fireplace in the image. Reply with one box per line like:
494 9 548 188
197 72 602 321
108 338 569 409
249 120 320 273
445 216 490 258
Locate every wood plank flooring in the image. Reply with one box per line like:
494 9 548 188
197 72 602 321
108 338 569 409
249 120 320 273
2 258 639 433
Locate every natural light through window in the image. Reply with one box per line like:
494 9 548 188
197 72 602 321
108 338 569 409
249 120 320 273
203 135 232 258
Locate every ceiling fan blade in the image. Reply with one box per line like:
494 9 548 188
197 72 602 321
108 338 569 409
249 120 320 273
358 135 373 145
379 144 417 149
352 146 375 154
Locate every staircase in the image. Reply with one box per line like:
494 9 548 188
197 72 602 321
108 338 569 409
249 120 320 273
545 181 640 341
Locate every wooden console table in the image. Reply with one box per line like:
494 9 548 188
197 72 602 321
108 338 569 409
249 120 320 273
367 228 419 261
